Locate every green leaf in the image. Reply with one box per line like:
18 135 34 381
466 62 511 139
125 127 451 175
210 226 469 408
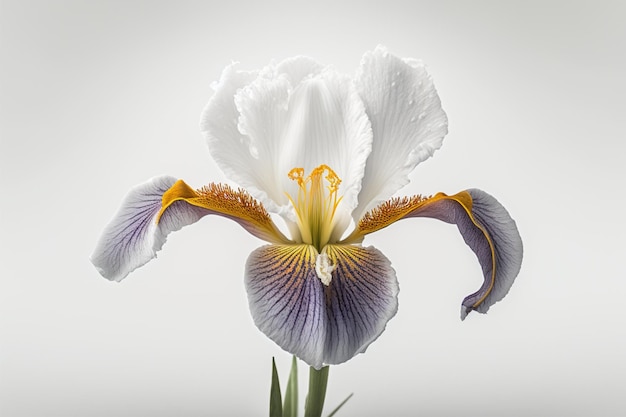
270 358 283 417
304 365 329 417
326 393 354 417
283 355 299 417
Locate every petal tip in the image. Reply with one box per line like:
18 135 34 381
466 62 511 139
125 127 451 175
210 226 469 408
460 305 472 321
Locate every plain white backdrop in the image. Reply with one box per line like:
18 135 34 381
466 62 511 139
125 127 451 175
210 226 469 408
1 1 625 416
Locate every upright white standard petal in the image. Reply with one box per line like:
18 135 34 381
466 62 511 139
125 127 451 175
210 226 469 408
233 72 292 209
273 55 324 87
353 46 449 220
200 63 269 203
201 58 324 214
201 57 373 229
276 70 373 218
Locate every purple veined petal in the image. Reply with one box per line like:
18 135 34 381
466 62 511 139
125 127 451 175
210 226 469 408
322 244 399 365
244 243 398 369
91 176 289 282
457 189 523 317
245 244 327 369
349 189 522 319
90 176 204 282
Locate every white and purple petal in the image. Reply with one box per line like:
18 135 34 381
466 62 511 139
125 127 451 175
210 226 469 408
323 245 398 365
91 177 288 282
90 176 207 282
353 189 522 319
245 245 327 368
245 244 398 369
405 190 522 318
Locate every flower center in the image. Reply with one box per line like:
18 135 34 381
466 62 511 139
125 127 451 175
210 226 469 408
286 164 343 251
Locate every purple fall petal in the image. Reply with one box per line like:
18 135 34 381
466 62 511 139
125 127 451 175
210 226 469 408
323 245 398 365
409 189 523 319
90 176 207 282
245 244 398 369
245 245 327 368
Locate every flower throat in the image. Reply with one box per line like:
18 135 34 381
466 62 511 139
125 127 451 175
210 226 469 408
286 164 342 251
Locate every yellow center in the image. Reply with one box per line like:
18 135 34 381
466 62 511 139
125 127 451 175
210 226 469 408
286 164 343 251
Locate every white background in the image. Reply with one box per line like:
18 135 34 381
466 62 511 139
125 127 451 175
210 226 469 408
1 1 625 416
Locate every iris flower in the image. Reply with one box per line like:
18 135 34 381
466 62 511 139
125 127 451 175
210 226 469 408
91 47 522 370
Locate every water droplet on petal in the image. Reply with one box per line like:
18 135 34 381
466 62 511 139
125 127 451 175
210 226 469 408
249 144 259 159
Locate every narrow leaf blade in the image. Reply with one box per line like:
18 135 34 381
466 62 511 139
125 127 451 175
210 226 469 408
270 358 283 417
283 355 299 417
326 393 354 417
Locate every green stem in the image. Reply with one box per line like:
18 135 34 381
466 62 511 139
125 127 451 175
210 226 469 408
304 365 330 417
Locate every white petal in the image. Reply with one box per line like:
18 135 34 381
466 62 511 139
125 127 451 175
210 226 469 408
201 58 324 213
199 63 273 204
273 55 324 86
201 58 373 223
276 70 373 217
353 46 448 220
90 176 206 282
233 72 292 209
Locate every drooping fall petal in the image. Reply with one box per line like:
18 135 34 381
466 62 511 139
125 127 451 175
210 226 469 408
91 176 194 281
157 179 289 244
322 244 398 365
245 245 327 369
91 176 288 282
245 244 398 369
348 189 522 319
